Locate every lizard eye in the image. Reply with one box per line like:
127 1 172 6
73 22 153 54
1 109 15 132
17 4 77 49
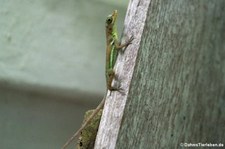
106 18 112 24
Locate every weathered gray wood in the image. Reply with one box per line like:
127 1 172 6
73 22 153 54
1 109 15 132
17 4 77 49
94 0 151 148
95 0 225 148
116 0 225 149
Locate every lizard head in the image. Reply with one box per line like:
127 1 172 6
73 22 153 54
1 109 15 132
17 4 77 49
105 10 118 32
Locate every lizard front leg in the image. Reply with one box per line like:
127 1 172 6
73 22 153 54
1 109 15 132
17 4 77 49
115 35 134 49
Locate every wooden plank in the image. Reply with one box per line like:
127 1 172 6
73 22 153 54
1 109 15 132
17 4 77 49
116 0 225 148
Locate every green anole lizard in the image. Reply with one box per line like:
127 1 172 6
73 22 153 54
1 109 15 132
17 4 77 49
61 10 133 149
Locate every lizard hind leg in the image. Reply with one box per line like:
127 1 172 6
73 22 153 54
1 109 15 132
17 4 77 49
106 69 124 95
107 69 117 91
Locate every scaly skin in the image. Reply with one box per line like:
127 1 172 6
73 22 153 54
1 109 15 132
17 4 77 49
105 10 133 91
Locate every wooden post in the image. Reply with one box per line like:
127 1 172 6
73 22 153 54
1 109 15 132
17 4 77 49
95 0 225 148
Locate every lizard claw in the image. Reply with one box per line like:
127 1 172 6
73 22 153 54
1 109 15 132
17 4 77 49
129 35 134 42
125 35 134 47
108 87 125 96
